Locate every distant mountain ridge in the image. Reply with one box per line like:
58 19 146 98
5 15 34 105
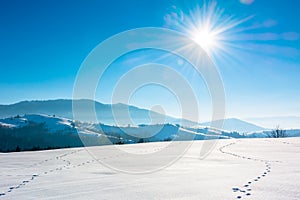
245 116 300 129
200 118 266 133
0 99 267 132
0 99 197 126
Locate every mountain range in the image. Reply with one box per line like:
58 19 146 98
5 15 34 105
1 100 299 152
245 116 300 129
201 118 266 133
0 99 266 132
0 99 197 126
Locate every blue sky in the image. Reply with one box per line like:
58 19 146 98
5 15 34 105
0 0 300 121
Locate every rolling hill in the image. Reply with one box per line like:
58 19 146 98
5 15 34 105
0 114 232 152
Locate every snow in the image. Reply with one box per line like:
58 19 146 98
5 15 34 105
0 122 16 128
179 127 232 139
0 117 28 128
0 137 299 199
0 114 73 132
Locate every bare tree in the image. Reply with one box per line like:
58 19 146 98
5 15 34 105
267 125 287 138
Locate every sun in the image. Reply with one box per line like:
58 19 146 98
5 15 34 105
192 28 218 52
164 2 251 57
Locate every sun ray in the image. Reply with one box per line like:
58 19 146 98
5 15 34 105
164 2 253 61
165 1 299 69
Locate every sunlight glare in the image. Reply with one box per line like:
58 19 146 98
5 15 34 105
165 2 252 58
192 28 218 52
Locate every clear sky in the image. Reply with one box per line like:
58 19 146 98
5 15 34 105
0 0 299 121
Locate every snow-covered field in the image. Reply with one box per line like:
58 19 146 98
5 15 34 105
0 138 299 199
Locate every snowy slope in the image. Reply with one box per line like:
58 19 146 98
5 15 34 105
0 138 299 199
0 114 74 132
79 123 232 142
0 115 234 152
